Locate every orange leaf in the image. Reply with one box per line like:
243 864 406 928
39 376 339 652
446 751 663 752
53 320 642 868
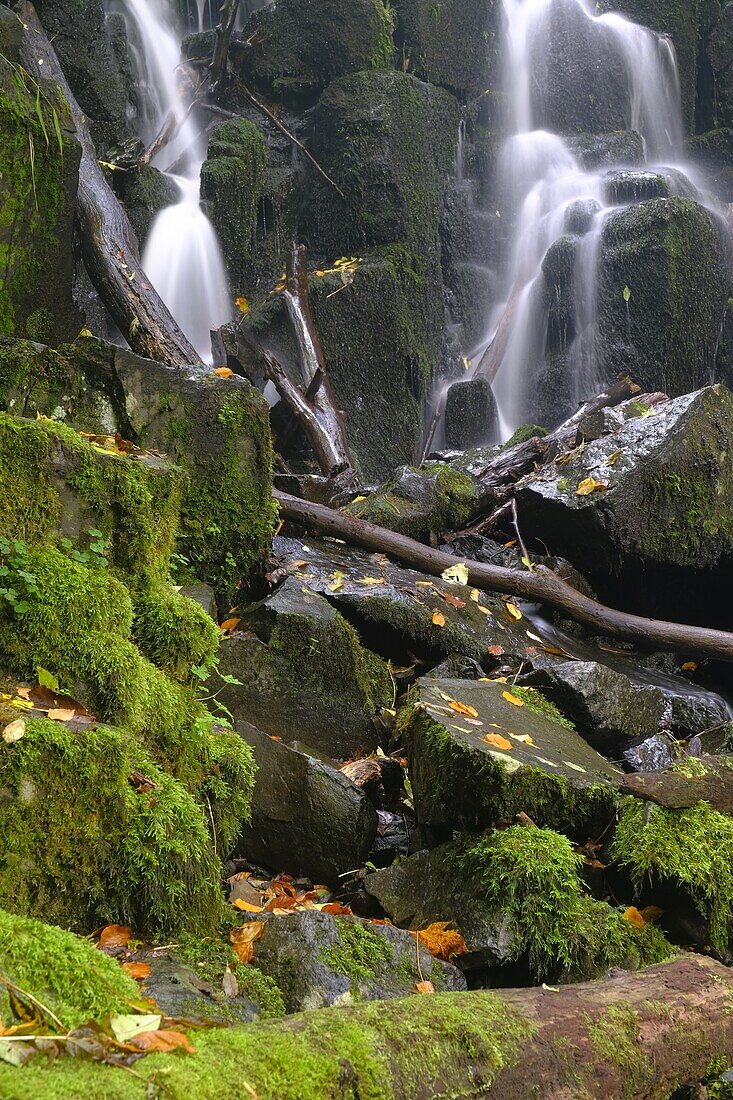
233 900 264 913
231 939 254 964
502 691 525 707
219 617 240 633
415 981 435 994
443 593 466 609
99 925 131 949
681 661 697 671
576 477 608 496
487 645 504 657
213 366 234 379
321 902 353 915
413 922 467 961
483 733 513 751
231 921 265 945
448 700 479 718
432 611 446 627
624 906 645 930
121 962 151 980
129 1029 196 1054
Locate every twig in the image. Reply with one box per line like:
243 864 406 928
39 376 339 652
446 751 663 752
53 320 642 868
0 974 65 1032
206 794 218 856
511 497 532 569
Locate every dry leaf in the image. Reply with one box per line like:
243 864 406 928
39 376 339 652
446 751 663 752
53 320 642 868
443 593 466 609
505 603 522 621
502 691 525 708
681 661 697 671
576 477 608 496
470 589 480 602
99 925 131 949
235 296 250 314
640 905 664 924
415 981 435 994
358 576 384 586
2 719 26 744
230 921 264 964
512 733 535 745
449 700 479 718
130 1029 196 1054
121 962 151 980
233 900 264 913
213 366 234 379
222 968 239 998
432 611 446 627
483 733 513 751
413 922 468 961
219 617 240 633
623 906 645 930
441 562 469 586
47 707 76 722
110 1014 161 1043
487 645 504 657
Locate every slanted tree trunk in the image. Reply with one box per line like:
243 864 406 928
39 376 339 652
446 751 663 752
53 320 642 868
210 0 241 90
17 1 202 367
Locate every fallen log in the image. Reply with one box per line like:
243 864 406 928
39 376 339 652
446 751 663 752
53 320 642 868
6 955 733 1098
17 1 202 367
621 756 733 813
274 489 733 662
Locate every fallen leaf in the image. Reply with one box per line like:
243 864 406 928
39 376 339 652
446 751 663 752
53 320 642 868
477 605 492 616
502 691 525 708
441 563 469 586
2 719 26 743
512 733 535 745
576 477 608 496
121 962 151 980
487 645 504 657
230 921 264 963
415 981 435 994
623 906 645 930
470 589 480 602
413 922 467 961
541 983 560 992
505 603 522 621
213 366 234 379
233 900 264 913
129 1029 195 1054
47 708 76 722
235 296 250 314
110 1014 161 1043
640 905 664 924
357 577 385 586
99 925 131 949
681 661 697 672
432 611 445 628
443 593 466 609
448 700 479 718
222 969 239 998
220 618 240 633
320 901 353 915
483 733 513 750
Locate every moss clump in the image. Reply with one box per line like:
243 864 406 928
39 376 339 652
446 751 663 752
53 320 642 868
611 798 733 954
460 826 673 980
132 583 220 682
320 920 394 983
0 909 139 1029
347 463 477 540
586 1002 657 1096
503 423 548 448
510 685 576 730
174 934 286 1020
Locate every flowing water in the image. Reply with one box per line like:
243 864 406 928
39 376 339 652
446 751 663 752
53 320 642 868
108 0 230 361
469 0 701 436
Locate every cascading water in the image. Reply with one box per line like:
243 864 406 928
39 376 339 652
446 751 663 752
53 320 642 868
108 0 230 361
471 0 703 436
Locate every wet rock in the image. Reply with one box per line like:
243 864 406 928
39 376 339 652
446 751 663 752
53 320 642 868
401 677 622 836
425 655 485 680
566 131 644 169
218 578 390 758
623 733 676 772
395 0 500 98
178 583 217 621
121 165 178 247
251 911 466 1011
346 463 479 541
234 722 378 883
444 379 500 451
371 810 411 860
141 954 260 1024
603 169 671 204
366 844 516 969
597 198 733 396
515 386 733 579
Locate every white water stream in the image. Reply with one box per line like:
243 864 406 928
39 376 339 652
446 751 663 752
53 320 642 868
471 0 700 436
109 0 230 361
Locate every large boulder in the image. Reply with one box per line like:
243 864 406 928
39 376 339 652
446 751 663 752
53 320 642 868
400 677 622 836
218 577 391 758
394 0 500 98
596 197 733 396
0 25 82 344
346 463 479 541
234 722 378 883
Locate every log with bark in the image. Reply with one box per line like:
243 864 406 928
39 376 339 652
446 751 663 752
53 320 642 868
274 488 733 662
621 757 733 814
17 1 202 367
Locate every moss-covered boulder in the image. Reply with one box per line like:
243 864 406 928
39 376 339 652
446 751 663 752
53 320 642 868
201 120 266 293
239 0 393 102
250 911 466 1011
514 386 733 581
218 577 391 758
0 337 276 599
346 463 478 541
235 722 378 883
596 197 733 396
395 0 500 98
0 30 82 344
400 678 622 836
444 378 500 450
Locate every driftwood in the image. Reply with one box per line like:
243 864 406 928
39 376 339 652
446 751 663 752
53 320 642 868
621 757 733 813
17 2 202 367
274 488 733 662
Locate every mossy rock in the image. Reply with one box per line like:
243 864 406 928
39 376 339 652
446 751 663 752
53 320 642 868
0 42 82 344
239 0 394 103
346 463 478 541
400 677 622 836
394 0 500 98
120 164 178 246
597 197 733 397
0 908 139 1029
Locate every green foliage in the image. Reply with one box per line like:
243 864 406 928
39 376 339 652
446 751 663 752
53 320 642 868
58 529 108 569
0 536 38 615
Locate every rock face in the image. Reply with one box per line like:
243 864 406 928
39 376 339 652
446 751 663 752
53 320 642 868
235 722 378 883
0 20 82 344
596 198 732 396
251 911 466 1011
218 577 391 758
400 678 622 836
395 0 500 98
515 386 733 581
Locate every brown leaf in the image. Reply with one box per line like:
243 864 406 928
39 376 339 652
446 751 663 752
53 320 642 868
448 700 479 718
443 593 466 609
640 905 664 924
432 611 446 627
505 603 522 621
129 1029 196 1054
502 691 525 707
99 925 131 949
230 921 264 961
121 962 151 980
2 718 26 743
219 617 240 634
486 645 504 657
623 906 645 930
415 981 435 994
222 969 239 998
321 901 353 915
231 939 254 964
483 733 513 751
413 922 468 961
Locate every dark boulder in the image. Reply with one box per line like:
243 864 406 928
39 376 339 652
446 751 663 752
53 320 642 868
394 0 500 99
444 378 500 450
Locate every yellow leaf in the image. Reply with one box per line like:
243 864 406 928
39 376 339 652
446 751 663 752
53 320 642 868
470 588 480 602
681 661 697 671
623 906 645 930
110 1014 161 1043
483 733 513 751
213 366 234 379
2 719 25 744
476 605 492 616
505 603 522 621
233 900 264 913
235 296 250 314
432 611 445 627
441 562 469 586
448 700 479 718
512 733 535 745
502 691 525 707
576 477 608 496
219 617 240 633
413 922 468 960
328 572 345 593
47 708 76 722
358 577 384 586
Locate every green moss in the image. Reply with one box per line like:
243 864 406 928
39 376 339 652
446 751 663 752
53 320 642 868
173 935 286 1020
0 909 139 1030
586 1002 656 1097
460 826 673 981
347 463 476 539
611 798 733 953
503 423 548 448
132 583 220 682
510 685 576 730
320 920 394 984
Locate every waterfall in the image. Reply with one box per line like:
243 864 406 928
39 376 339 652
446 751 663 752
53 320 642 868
472 0 697 436
109 0 230 362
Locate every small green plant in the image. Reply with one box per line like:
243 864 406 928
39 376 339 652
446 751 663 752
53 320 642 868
59 530 108 568
0 537 39 616
191 653 243 724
